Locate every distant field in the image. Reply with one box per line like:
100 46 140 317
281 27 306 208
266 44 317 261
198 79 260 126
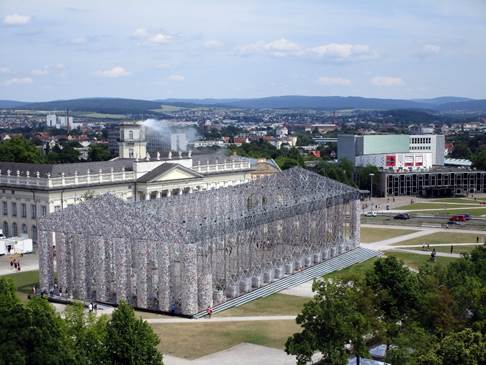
431 198 482 204
392 232 482 246
360 227 416 243
432 245 482 254
77 112 127 119
150 105 187 112
152 320 300 359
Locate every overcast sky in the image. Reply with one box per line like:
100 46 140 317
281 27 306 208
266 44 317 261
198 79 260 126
1 0 485 101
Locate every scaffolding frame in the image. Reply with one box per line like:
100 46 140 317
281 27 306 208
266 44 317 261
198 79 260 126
39 167 361 315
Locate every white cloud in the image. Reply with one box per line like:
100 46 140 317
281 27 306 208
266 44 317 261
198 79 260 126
155 64 170 69
96 66 129 78
237 39 376 60
416 44 441 57
168 74 184 81
371 76 404 86
148 33 173 44
238 38 302 56
3 77 33 86
32 68 49 76
204 40 224 49
0 67 10 74
134 28 173 45
317 76 351 86
4 14 31 26
310 43 375 60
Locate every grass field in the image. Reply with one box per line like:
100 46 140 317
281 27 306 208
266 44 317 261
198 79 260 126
360 227 417 243
432 245 482 254
218 293 310 317
77 112 127 119
1 270 39 301
323 257 379 280
431 198 482 204
384 251 458 270
151 320 300 359
392 232 482 246
397 202 477 210
408 207 486 217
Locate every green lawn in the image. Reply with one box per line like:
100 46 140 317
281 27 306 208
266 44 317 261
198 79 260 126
431 198 480 204
323 257 379 280
384 251 458 270
77 112 127 119
2 270 39 301
360 227 417 243
432 245 482 254
218 293 309 317
151 320 300 359
408 207 486 217
392 232 482 246
397 202 477 210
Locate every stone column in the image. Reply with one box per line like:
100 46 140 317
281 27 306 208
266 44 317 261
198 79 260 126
65 235 75 296
157 242 170 311
115 238 128 302
56 232 68 293
350 199 361 248
180 244 198 315
95 236 107 302
198 270 213 311
38 230 52 292
74 234 87 300
136 240 148 308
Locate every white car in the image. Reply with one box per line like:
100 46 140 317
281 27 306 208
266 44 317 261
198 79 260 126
364 211 377 217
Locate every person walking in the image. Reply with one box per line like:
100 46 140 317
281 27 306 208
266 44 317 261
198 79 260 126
206 306 213 319
477 236 479 243
88 302 93 313
450 245 453 254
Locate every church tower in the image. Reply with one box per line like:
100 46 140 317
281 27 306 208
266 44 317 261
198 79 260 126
118 121 147 159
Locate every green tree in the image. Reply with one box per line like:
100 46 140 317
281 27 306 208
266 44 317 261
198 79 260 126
25 296 73 365
0 278 32 365
64 302 110 365
365 256 419 349
437 329 486 365
0 136 47 164
472 150 486 171
88 144 112 161
316 159 355 187
47 143 80 163
105 301 163 365
285 278 375 365
356 165 380 196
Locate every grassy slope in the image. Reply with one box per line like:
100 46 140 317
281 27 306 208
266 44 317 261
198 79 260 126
152 320 300 359
397 202 477 210
2 270 39 301
392 232 483 246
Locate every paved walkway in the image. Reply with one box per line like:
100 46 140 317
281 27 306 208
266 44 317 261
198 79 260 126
145 315 296 324
0 253 38 275
387 248 461 258
362 229 440 250
362 223 486 235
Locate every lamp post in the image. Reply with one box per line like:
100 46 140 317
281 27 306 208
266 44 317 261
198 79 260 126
369 173 375 202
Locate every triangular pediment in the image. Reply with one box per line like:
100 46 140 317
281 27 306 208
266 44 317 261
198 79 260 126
137 163 203 183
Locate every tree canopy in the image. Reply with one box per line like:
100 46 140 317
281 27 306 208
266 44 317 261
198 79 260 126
0 137 47 164
287 246 486 365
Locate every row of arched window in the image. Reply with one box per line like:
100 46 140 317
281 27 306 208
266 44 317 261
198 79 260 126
2 221 37 241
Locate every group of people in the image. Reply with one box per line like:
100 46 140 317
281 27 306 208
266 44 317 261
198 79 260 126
9 257 21 271
88 302 98 313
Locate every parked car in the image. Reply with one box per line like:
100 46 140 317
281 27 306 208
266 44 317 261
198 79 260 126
462 214 472 221
364 211 377 217
393 213 410 220
450 214 467 222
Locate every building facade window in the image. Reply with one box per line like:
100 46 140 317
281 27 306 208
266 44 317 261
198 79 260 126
41 206 47 216
12 222 17 236
31 204 37 219
129 130 134 140
2 201 7 216
21 203 27 218
11 202 17 217
22 223 27 235
2 221 8 236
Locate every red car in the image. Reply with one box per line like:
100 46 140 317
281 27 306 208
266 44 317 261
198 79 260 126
450 215 466 222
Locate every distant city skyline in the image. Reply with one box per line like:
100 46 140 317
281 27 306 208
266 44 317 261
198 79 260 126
1 0 485 101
